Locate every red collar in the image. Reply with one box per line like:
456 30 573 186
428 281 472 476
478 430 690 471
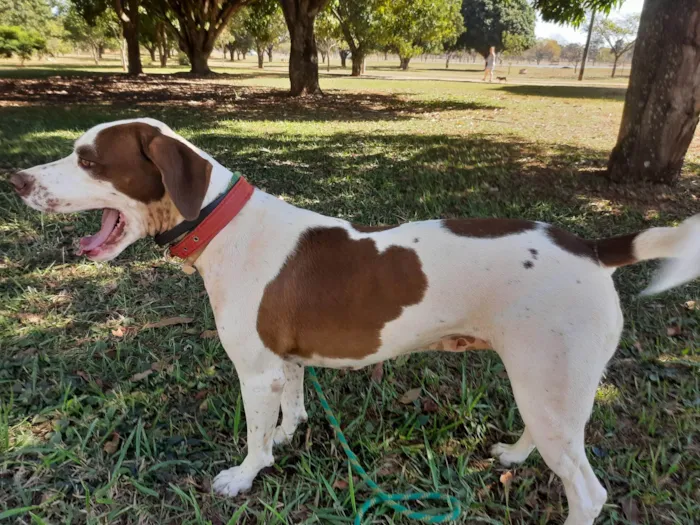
169 177 255 259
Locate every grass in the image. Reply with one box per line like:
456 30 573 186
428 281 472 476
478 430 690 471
1 65 699 525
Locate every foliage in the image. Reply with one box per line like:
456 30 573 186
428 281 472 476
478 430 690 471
63 5 119 63
315 7 341 59
378 0 463 63
0 0 53 31
527 38 561 64
595 14 639 61
457 0 536 57
243 0 286 54
331 0 388 58
500 31 530 61
226 10 254 57
0 25 46 63
561 42 584 65
534 0 623 27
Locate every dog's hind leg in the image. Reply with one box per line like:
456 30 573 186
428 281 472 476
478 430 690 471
490 426 535 466
273 362 308 446
213 357 285 497
495 328 616 525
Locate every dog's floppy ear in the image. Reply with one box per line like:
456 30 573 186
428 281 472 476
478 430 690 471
144 133 212 221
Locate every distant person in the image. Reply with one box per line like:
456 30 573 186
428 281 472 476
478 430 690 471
483 46 496 82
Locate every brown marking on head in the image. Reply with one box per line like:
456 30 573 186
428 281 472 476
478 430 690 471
77 123 212 221
353 224 399 233
442 218 537 238
256 227 428 360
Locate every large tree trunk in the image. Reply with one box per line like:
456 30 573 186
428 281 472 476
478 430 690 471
351 52 365 76
115 0 143 75
399 56 410 70
279 0 327 96
608 0 700 184
257 45 265 68
188 48 212 75
579 9 595 81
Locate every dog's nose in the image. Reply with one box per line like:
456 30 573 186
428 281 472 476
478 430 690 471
10 172 33 197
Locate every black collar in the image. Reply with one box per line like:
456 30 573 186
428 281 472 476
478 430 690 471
154 187 230 247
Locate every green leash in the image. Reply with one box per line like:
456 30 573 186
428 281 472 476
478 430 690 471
307 367 462 525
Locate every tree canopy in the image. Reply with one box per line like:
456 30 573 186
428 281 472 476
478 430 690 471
0 25 46 64
533 0 624 27
457 0 536 57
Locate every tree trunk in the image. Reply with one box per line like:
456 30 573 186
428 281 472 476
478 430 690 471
579 8 595 81
98 44 105 59
267 45 273 62
257 45 264 68
340 50 348 68
119 39 127 71
91 44 100 65
320 50 326 63
351 52 364 76
399 57 410 70
147 46 156 62
611 55 619 77
115 0 143 75
445 54 450 69
280 0 326 96
189 49 212 75
608 0 700 184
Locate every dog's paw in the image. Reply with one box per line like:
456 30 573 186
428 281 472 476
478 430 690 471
490 442 530 467
273 425 293 446
212 466 254 497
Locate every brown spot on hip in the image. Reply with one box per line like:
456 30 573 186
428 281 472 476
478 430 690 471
443 218 536 238
427 335 491 352
256 227 428 360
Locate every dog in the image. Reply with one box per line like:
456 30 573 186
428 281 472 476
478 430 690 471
10 118 700 525
496 76 507 82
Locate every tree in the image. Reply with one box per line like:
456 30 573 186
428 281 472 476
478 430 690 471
0 0 53 30
457 0 535 58
536 0 700 184
500 31 529 73
113 0 143 75
331 0 387 76
0 26 46 65
140 9 160 62
150 0 248 75
595 14 638 77
278 0 329 96
380 0 463 70
244 0 286 69
64 6 118 65
578 9 596 80
531 38 560 64
315 8 340 70
561 42 583 72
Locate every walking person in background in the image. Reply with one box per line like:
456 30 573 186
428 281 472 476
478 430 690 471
483 46 496 82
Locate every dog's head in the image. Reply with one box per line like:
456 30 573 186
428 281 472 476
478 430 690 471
10 118 213 261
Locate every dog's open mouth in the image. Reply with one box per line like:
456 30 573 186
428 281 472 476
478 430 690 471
77 208 126 257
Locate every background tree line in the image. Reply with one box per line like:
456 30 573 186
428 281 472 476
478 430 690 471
1 0 699 185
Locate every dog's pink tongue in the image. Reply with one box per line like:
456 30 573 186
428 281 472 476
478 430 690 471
78 208 118 254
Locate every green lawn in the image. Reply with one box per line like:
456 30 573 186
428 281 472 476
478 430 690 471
1 67 698 525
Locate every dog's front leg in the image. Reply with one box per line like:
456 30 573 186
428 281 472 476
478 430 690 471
213 362 285 497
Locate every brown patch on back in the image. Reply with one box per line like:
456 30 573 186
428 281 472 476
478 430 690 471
442 218 537 238
427 335 491 352
593 233 638 267
353 224 398 233
256 227 428 360
547 226 597 262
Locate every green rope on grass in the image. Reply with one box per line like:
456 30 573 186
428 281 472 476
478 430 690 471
307 367 461 525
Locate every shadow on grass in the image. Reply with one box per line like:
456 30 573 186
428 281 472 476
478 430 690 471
498 84 627 100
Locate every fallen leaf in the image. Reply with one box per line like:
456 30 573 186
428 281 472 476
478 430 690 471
422 398 439 413
130 369 153 382
332 479 348 490
621 497 641 524
200 329 218 339
111 327 124 337
370 362 384 383
500 471 513 489
683 300 696 310
398 388 421 405
143 316 193 329
194 390 210 400
666 325 682 337
103 432 120 454
76 370 90 382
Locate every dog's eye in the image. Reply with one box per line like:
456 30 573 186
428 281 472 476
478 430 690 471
78 158 95 169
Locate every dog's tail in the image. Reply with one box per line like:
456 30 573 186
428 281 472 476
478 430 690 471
592 214 700 295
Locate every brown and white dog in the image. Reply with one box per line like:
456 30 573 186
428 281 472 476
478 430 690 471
10 119 700 525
